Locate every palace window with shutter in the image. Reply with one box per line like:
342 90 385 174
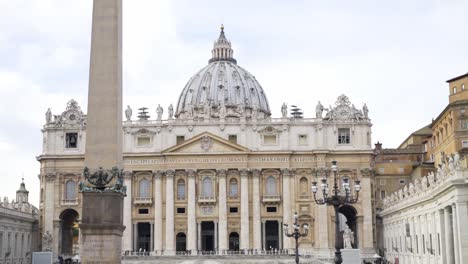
338 128 350 144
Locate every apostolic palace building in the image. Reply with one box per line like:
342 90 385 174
37 27 376 259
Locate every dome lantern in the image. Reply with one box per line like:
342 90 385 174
208 25 237 64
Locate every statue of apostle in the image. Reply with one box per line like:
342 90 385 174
125 105 132 121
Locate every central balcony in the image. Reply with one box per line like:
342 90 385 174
133 197 153 205
262 195 281 204
198 195 217 204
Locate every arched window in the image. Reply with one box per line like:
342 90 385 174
65 180 76 200
177 179 186 200
300 177 308 195
229 178 238 198
266 176 277 195
202 177 213 197
139 179 150 198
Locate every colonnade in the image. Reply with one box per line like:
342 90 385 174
383 202 468 264
122 168 295 255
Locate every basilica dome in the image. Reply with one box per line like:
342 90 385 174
175 26 271 119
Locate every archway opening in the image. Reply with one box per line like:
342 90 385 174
201 221 215 251
228 232 239 251
137 222 151 252
176 233 187 252
338 205 358 249
265 220 279 250
60 209 79 255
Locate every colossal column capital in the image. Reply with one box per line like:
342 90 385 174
217 169 227 178
239 168 249 178
123 171 133 180
360 168 373 178
251 169 261 177
281 168 291 177
153 170 164 179
166 169 175 178
186 169 196 178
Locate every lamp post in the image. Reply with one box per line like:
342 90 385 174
311 161 361 264
283 211 309 264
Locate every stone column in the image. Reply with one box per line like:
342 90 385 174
282 169 292 250
150 222 154 251
187 169 197 254
165 170 175 255
133 223 138 251
122 172 133 252
456 202 468 263
452 204 459 264
198 222 202 250
214 221 218 250
154 171 163 253
43 174 55 251
240 169 250 250
252 169 262 251
445 207 454 264
217 169 228 252
360 169 374 252
262 221 266 250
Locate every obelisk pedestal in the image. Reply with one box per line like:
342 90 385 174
79 0 125 263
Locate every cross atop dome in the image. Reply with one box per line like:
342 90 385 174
209 25 237 64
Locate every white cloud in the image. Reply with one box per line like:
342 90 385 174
1 0 468 206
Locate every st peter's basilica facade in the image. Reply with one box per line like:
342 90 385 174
38 27 376 259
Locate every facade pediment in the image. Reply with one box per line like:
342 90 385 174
163 132 250 154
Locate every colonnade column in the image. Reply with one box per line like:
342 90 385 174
133 223 138 251
444 207 454 264
197 222 202 250
165 170 175 255
452 204 459 264
281 168 292 250
122 171 133 252
438 209 447 262
456 202 468 263
187 169 197 254
153 171 163 253
261 221 266 250
240 169 250 250
252 169 262 251
217 169 228 252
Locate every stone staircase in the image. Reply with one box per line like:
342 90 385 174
122 255 330 264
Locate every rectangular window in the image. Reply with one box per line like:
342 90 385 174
398 168 404 173
298 134 308 145
338 128 350 144
461 119 468 129
176 136 185 144
462 140 468 148
229 207 238 213
263 135 277 145
266 206 277 213
177 207 186 214
379 168 385 174
138 208 149 214
228 135 237 144
399 179 406 185
137 136 151 146
65 133 78 148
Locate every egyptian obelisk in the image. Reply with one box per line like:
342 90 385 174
80 0 124 263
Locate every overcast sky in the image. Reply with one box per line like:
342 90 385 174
1 0 467 206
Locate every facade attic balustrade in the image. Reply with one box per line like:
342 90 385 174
133 197 152 205
262 194 281 204
198 195 216 204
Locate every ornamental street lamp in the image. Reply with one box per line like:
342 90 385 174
283 211 309 264
311 161 361 264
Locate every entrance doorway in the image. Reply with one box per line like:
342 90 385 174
265 221 280 250
176 233 187 252
229 232 239 251
201 221 215 251
137 222 151 252
338 205 358 249
60 209 79 255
